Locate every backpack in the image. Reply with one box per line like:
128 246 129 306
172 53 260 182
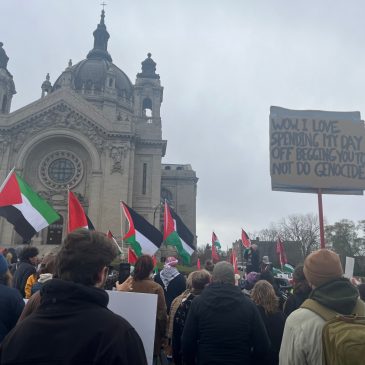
301 298 365 365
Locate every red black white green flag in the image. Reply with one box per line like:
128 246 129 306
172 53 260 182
241 228 251 248
276 237 288 268
0 170 60 242
107 230 123 255
121 202 163 257
212 231 221 249
211 241 219 263
68 191 94 233
163 202 195 264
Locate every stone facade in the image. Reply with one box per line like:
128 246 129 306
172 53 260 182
0 11 197 249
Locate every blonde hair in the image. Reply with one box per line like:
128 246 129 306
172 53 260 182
251 280 278 314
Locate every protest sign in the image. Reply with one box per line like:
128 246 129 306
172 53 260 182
344 256 355 279
107 290 157 365
270 106 365 194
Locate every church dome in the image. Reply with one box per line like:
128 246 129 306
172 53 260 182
52 10 133 102
65 58 133 98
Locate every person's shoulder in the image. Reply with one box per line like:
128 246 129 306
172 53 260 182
286 307 325 328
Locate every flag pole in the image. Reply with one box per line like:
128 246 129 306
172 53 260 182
317 189 325 249
120 201 124 253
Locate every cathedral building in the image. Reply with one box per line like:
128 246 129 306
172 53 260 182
0 11 197 247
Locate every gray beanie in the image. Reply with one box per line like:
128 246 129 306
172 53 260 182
212 262 235 285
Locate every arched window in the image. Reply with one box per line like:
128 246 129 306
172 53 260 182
142 98 153 118
46 215 64 245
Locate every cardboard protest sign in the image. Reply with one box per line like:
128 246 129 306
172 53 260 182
270 106 365 194
344 256 355 279
107 290 157 365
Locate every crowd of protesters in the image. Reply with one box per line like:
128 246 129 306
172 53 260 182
0 231 365 365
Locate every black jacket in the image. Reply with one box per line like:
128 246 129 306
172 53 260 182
0 279 147 365
181 282 270 365
155 272 186 313
12 261 36 298
256 306 285 365
0 284 24 343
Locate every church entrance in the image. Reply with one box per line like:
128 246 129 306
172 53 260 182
46 216 63 245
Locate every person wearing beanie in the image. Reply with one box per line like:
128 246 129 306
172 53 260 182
0 254 24 343
182 262 270 365
279 249 365 365
155 256 186 313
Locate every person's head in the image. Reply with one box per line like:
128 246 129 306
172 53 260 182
190 269 211 294
212 262 235 285
292 264 311 294
165 256 178 267
358 283 365 302
133 255 154 281
251 280 279 314
55 229 117 287
186 271 194 290
245 271 261 289
19 246 39 265
251 244 258 251
304 249 343 288
38 254 56 275
204 260 214 273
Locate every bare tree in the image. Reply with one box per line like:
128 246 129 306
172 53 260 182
278 213 320 257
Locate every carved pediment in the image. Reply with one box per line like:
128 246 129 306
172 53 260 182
10 103 107 154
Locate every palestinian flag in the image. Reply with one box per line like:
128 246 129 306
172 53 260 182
121 202 162 257
107 230 123 255
276 237 288 268
0 171 60 242
128 247 138 265
163 202 195 264
241 228 251 248
68 191 94 233
212 232 221 249
211 241 219 263
230 249 238 274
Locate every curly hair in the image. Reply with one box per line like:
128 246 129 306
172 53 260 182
19 246 39 262
251 280 279 315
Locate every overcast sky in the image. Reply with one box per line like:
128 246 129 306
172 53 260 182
2 0 365 248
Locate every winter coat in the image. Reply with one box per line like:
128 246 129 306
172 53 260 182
279 278 365 365
24 274 37 299
256 306 285 365
181 282 270 365
283 290 310 317
0 279 147 365
172 292 199 365
155 271 186 313
118 276 167 356
0 284 24 343
12 261 36 298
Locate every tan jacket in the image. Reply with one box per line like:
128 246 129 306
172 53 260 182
118 276 167 355
279 299 365 365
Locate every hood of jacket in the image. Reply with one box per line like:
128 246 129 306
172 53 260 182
309 277 359 314
40 278 109 309
200 282 246 311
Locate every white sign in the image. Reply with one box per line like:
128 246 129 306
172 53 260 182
344 256 355 279
270 106 365 194
107 290 157 365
